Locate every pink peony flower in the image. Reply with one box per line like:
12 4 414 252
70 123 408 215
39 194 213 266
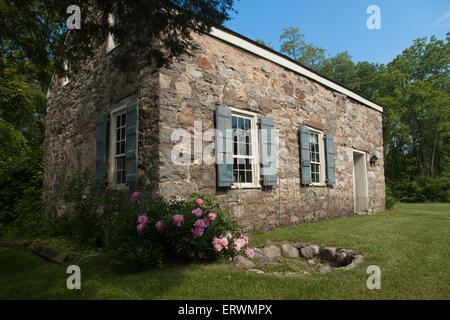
212 236 229 252
172 214 184 227
191 227 205 239
225 231 233 239
245 247 255 259
220 237 228 249
155 220 165 232
194 219 208 229
212 237 223 252
229 257 233 262
137 213 149 225
208 212 217 221
131 192 140 202
192 208 202 218
240 234 249 245
195 198 204 206
233 238 246 252
137 223 146 233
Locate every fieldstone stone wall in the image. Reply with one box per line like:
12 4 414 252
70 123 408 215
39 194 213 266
156 32 385 232
44 43 160 216
44 30 385 231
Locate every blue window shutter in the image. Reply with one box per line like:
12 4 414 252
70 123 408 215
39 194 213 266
95 114 107 186
260 116 277 186
125 101 139 187
325 133 336 186
300 126 311 185
215 106 233 187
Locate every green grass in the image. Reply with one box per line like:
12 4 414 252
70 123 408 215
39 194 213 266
0 203 448 299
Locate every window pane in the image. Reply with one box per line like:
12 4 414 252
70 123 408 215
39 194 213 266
238 158 245 170
232 116 237 129
238 170 246 183
245 119 251 130
246 170 252 183
246 159 252 170
238 118 244 130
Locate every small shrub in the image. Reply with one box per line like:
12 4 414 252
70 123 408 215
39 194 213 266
111 192 255 269
390 176 450 203
385 184 397 210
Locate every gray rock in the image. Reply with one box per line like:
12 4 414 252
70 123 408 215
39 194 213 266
234 255 256 270
300 245 320 259
248 269 264 274
319 266 332 274
336 252 348 265
292 242 307 249
254 248 264 259
341 255 364 270
263 245 281 259
281 244 299 259
29 242 68 264
322 247 337 261
300 247 314 259
307 259 316 265
309 245 320 256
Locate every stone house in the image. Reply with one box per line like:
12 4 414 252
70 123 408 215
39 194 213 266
44 26 385 232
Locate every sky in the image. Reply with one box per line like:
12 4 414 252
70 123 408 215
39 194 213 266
224 0 450 65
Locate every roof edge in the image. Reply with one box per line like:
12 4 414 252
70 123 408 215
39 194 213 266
209 26 383 113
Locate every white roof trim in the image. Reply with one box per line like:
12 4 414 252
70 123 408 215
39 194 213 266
209 27 383 113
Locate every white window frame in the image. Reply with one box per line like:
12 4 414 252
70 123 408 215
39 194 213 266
61 60 70 87
106 13 120 54
229 107 261 189
108 105 128 190
307 126 326 186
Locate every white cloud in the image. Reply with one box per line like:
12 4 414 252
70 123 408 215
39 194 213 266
431 11 450 29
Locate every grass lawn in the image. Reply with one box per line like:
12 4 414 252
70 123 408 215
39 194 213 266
0 203 448 299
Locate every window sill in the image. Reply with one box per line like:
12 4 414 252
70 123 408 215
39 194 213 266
231 184 261 189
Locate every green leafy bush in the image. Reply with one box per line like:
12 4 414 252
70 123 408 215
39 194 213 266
111 192 253 269
58 168 117 247
390 175 450 203
385 184 397 209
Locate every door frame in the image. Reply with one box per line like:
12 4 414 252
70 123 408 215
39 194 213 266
352 149 369 213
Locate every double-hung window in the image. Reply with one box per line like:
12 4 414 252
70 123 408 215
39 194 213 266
109 107 127 187
230 108 260 188
308 128 326 185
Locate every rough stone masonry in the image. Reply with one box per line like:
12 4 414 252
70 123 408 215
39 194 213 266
44 28 385 232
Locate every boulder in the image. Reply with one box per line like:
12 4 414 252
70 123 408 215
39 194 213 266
336 252 348 265
29 242 68 264
342 255 364 270
300 247 314 259
322 247 337 261
234 255 256 270
300 245 320 259
263 245 281 259
281 244 299 259
319 266 333 274
248 269 264 274
309 245 320 256
292 242 307 249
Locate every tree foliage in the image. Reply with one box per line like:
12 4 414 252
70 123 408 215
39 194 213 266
0 0 237 88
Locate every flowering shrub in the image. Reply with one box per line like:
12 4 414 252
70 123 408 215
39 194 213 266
112 192 255 268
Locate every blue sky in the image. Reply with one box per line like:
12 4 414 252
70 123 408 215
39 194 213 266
224 0 450 65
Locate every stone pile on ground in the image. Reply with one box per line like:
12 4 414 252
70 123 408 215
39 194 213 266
233 242 364 276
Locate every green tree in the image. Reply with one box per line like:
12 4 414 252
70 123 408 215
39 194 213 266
0 0 237 87
372 34 449 182
279 27 326 71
